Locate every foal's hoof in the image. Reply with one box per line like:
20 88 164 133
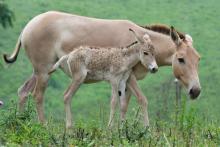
66 124 73 130
65 126 74 136
66 126 72 130
144 124 150 130
107 123 113 129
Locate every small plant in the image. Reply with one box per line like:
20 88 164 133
0 0 14 28
0 98 55 146
0 98 219 146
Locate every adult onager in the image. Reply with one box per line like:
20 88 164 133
3 11 201 126
49 29 158 128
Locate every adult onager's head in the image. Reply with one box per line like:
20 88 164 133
129 28 158 73
170 26 201 99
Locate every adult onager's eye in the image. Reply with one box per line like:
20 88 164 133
144 52 149 55
178 58 185 64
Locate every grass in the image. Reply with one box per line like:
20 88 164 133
0 99 219 146
0 0 220 146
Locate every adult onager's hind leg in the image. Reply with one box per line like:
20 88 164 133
18 74 37 111
22 39 56 123
32 74 49 123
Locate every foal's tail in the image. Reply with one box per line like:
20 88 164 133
3 34 22 63
48 55 69 75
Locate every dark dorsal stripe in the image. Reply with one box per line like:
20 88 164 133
141 24 186 40
126 41 138 48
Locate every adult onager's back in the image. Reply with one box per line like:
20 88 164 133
49 29 158 128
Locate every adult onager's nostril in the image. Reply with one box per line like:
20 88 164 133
189 87 201 99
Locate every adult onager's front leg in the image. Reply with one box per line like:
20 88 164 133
119 86 132 121
120 74 149 127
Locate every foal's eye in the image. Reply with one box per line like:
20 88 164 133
178 58 185 64
144 52 149 55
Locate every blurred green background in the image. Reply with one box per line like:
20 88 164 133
0 0 219 124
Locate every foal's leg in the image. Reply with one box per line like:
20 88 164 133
108 80 119 127
124 74 149 126
118 72 131 121
64 73 86 129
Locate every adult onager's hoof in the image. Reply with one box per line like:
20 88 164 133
0 101 3 106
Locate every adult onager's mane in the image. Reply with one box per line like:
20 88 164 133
142 24 186 40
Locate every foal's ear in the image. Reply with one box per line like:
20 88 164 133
129 28 144 43
185 34 193 44
143 34 151 44
170 26 181 46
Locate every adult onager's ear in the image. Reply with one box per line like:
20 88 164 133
185 34 193 45
170 26 181 46
129 28 144 43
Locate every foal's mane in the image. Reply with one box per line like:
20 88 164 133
141 24 186 40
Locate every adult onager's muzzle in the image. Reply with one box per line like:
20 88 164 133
189 86 201 99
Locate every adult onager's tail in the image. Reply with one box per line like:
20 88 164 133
3 34 22 63
48 55 69 75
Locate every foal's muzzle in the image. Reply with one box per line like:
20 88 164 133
189 87 201 99
150 67 158 73
148 63 158 73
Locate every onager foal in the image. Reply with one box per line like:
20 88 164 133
49 29 158 129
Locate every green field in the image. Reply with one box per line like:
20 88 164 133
0 0 220 146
